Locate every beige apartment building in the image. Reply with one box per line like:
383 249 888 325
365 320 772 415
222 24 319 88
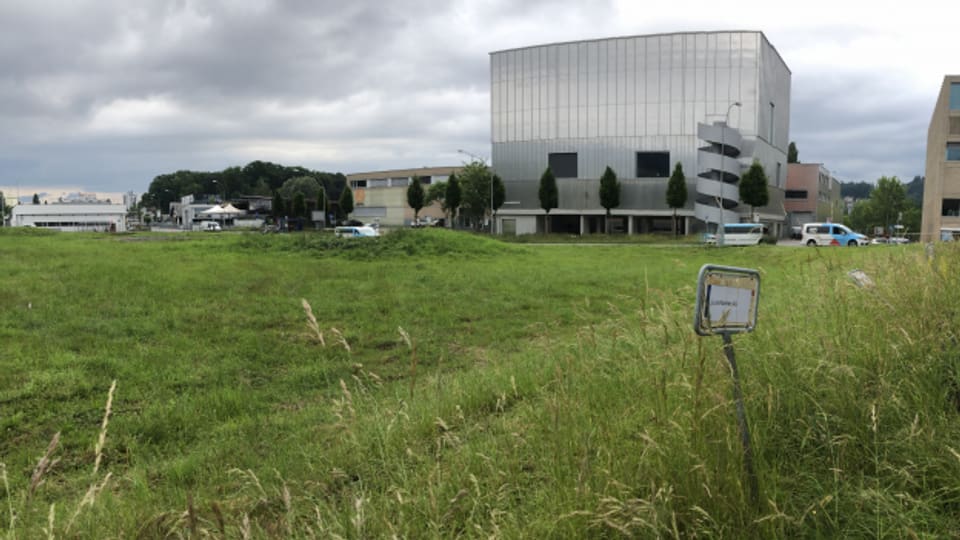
784 163 843 229
922 75 960 241
346 166 462 227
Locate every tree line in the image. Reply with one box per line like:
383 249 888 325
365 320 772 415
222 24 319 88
142 160 347 218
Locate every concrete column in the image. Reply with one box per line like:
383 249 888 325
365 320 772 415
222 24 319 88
628 216 635 235
579 214 586 235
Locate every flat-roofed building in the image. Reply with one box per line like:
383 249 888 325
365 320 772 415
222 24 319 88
346 166 462 227
784 163 843 228
11 203 127 232
922 75 960 241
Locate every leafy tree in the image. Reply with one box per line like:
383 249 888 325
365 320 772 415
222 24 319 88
845 199 875 233
292 193 307 221
407 176 425 223
787 142 799 164
538 168 558 234
492 174 505 215
444 173 462 224
426 182 446 205
666 162 688 237
871 176 907 232
32 193 40 205
458 162 493 229
598 166 620 234
842 176 912 235
738 160 769 220
272 192 285 218
339 185 355 222
279 176 322 202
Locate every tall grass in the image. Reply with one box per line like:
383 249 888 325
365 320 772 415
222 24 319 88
2 229 959 536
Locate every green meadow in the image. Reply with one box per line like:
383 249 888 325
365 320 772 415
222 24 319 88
2 228 960 538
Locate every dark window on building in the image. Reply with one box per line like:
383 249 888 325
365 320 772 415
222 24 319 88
948 143 960 161
950 117 960 135
351 180 367 188
785 190 808 199
636 152 670 178
951 83 960 110
943 198 960 217
548 153 578 178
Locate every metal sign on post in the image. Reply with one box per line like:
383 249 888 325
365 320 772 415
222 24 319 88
694 265 760 336
693 264 761 506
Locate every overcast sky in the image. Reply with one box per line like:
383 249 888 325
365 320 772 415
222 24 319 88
0 0 953 200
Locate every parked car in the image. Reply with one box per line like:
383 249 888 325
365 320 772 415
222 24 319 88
801 223 868 246
334 226 379 238
195 220 222 232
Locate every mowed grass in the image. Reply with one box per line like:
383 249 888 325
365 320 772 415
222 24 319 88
2 227 960 537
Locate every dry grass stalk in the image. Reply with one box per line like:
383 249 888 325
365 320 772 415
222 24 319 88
398 327 418 399
302 298 325 346
94 379 117 475
241 513 252 540
330 327 351 353
65 473 112 533
44 503 55 540
28 432 61 500
2 463 15 532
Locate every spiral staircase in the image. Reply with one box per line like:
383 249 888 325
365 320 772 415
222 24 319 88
695 122 743 228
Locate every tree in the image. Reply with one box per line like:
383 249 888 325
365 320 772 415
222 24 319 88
339 185 355 222
738 160 769 220
538 168 558 234
444 173 462 225
272 192 285 218
292 193 306 222
871 176 907 232
32 193 40 205
458 162 492 229
843 177 913 235
787 142 799 164
666 162 688 237
407 175 425 223
492 174 505 215
279 176 322 202
598 166 621 234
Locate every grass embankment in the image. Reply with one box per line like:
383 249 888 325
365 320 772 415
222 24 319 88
1 228 959 537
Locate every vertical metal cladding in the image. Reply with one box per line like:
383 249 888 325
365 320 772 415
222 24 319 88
695 122 744 225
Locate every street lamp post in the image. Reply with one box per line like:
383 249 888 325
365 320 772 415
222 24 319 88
718 101 742 246
457 149 494 235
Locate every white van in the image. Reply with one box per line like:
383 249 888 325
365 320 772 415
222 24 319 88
801 223 867 246
703 223 766 246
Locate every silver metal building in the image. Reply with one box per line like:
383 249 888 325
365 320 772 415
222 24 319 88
490 31 791 236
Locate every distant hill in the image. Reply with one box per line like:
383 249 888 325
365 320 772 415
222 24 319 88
840 176 923 207
840 181 873 199
905 176 924 206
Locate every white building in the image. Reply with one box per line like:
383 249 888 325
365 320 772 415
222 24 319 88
11 204 128 232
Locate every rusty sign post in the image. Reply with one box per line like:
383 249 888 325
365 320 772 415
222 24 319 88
694 264 761 506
